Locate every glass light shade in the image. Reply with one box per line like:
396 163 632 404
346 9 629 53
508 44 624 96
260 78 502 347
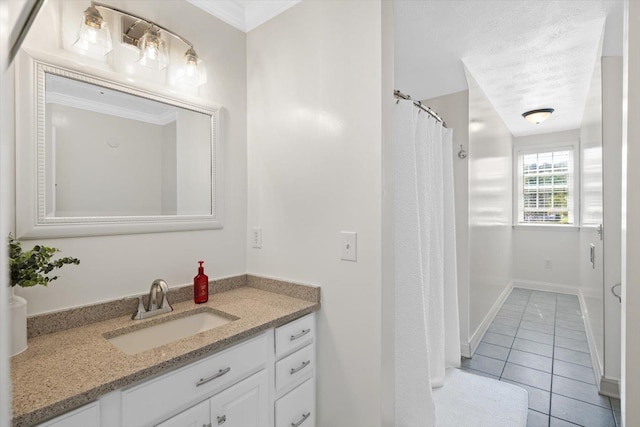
523 108 554 124
73 6 113 56
175 47 207 86
137 26 169 70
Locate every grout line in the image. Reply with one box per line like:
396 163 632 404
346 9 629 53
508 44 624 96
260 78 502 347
500 358 552 374
501 377 552 393
550 415 583 426
498 291 530 381
550 390 614 410
552 372 600 386
553 344 591 355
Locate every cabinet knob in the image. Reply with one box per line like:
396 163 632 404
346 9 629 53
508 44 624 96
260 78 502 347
217 415 226 425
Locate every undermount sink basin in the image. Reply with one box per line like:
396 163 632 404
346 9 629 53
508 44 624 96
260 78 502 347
106 309 235 355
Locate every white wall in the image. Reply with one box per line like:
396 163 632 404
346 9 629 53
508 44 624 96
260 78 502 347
466 72 513 342
512 130 582 289
246 2 384 425
621 1 640 424
602 56 623 384
13 0 248 315
425 90 471 354
513 228 581 287
380 1 394 424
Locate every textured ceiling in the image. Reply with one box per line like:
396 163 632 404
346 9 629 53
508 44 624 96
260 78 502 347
394 0 624 137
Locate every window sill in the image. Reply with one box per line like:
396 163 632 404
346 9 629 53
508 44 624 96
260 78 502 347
513 224 580 232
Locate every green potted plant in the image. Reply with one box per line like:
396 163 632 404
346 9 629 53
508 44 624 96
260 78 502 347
8 234 79 356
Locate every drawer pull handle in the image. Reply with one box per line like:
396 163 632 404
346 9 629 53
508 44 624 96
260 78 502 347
217 415 226 425
290 329 311 341
292 412 311 427
290 360 311 375
196 367 231 387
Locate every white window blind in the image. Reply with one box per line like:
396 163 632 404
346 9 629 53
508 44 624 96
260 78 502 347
517 148 575 225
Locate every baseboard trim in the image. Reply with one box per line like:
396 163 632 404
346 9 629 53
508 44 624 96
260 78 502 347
467 281 514 357
512 280 580 295
576 290 605 394
460 342 471 358
599 376 621 398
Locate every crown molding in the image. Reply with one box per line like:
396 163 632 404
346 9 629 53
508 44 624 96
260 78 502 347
47 92 178 126
187 0 302 33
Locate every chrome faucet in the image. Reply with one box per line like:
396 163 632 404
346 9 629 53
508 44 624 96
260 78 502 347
132 279 173 320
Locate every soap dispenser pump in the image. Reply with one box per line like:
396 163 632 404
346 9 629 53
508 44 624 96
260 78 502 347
194 261 209 304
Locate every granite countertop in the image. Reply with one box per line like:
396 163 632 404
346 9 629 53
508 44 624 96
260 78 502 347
11 279 320 427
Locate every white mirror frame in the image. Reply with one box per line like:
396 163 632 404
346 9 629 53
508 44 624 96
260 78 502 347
15 51 223 239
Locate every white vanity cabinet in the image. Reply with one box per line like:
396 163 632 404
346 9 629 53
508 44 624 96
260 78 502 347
121 333 269 427
156 370 269 427
36 313 316 427
154 400 209 427
272 314 316 427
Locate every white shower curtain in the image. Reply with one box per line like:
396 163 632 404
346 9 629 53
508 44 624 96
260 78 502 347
394 99 461 427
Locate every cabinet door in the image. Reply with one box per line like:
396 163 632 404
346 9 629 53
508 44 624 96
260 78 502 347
210 370 268 427
155 400 210 427
275 379 315 427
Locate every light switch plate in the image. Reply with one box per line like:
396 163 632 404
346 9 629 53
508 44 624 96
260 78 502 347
252 227 262 248
341 231 357 261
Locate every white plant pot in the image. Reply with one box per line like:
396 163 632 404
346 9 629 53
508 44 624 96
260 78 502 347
10 287 28 356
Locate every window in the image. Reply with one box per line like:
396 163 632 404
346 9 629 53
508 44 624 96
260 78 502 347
516 148 576 225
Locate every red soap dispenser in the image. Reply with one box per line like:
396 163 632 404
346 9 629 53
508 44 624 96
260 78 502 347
194 261 209 304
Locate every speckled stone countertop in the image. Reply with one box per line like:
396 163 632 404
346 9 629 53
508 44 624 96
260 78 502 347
11 279 320 427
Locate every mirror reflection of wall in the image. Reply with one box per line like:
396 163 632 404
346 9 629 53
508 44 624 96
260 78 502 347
44 73 212 218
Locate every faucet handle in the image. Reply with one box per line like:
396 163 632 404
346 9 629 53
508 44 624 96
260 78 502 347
132 296 146 320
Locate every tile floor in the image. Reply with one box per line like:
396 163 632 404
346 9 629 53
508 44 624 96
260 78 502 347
460 288 621 427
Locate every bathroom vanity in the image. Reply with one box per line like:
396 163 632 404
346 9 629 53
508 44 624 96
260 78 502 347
11 278 320 427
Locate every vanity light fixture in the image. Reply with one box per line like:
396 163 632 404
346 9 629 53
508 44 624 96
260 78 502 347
175 47 207 85
74 2 206 85
136 25 170 70
73 6 113 55
522 108 555 124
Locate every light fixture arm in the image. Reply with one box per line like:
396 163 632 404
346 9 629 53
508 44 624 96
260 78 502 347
92 2 194 49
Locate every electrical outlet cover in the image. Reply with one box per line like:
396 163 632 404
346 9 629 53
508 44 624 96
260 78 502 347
341 231 357 261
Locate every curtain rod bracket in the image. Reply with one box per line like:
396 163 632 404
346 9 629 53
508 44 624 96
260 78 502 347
394 89 447 128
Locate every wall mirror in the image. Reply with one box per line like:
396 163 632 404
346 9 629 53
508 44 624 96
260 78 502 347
16 52 223 239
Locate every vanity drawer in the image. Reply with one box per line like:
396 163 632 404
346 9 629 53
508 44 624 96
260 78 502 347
275 343 314 392
275 378 315 427
275 313 314 358
122 333 267 427
38 402 99 427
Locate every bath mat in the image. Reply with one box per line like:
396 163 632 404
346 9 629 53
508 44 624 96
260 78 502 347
433 368 528 427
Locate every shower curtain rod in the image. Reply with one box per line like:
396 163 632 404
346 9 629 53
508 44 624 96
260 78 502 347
394 89 447 128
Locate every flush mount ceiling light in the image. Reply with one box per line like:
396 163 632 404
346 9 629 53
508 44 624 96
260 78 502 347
74 2 206 85
522 108 555 124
